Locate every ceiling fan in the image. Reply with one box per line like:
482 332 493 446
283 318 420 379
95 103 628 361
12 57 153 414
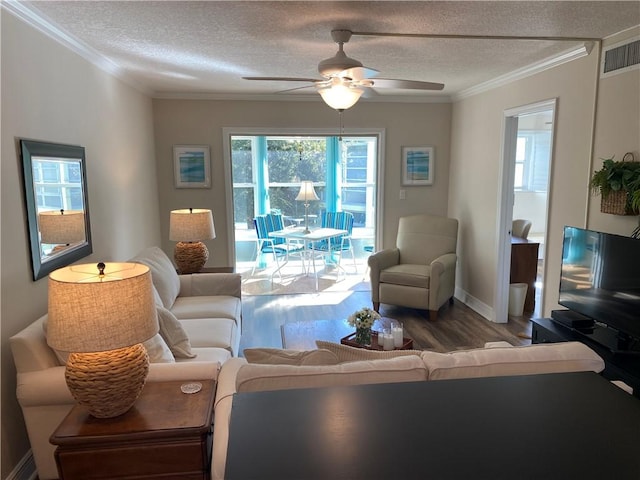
243 29 444 110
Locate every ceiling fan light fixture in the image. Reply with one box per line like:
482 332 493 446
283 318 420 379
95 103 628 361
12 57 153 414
317 83 364 110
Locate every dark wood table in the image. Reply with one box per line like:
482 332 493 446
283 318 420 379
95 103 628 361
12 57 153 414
225 372 640 479
50 380 215 480
511 236 540 314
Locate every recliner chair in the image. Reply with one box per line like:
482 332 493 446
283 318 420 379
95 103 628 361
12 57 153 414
368 214 458 320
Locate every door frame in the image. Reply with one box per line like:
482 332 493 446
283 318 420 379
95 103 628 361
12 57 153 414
495 98 557 323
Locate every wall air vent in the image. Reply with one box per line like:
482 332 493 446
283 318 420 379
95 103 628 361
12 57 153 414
601 38 640 77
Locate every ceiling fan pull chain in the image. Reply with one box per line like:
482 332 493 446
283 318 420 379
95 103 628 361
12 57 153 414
338 109 344 141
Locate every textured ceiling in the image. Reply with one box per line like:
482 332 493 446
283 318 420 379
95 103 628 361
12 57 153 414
11 1 640 101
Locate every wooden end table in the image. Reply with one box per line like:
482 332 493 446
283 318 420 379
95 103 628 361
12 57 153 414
50 380 215 480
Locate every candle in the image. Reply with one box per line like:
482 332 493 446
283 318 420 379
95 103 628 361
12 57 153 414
392 324 403 348
383 330 394 350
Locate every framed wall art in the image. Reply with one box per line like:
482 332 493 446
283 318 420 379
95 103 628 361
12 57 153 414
401 146 434 186
173 145 211 188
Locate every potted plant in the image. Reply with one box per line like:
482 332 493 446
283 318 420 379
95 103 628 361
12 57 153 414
590 153 640 215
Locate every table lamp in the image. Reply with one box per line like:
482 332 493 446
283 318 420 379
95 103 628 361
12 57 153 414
47 262 158 418
169 208 216 274
295 181 319 234
39 209 85 248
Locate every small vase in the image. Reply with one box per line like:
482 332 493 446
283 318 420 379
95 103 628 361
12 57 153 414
355 327 372 346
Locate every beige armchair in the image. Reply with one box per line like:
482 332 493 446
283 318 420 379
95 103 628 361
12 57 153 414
368 214 458 320
512 219 532 239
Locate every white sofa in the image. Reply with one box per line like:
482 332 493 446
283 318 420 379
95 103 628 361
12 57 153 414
211 341 605 480
10 246 242 480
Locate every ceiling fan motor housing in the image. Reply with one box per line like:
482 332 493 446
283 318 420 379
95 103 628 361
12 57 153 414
318 29 363 77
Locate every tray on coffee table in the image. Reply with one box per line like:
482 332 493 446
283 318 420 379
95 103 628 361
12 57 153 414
341 331 413 351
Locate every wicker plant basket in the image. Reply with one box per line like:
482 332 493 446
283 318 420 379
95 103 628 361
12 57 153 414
601 190 636 215
596 152 640 216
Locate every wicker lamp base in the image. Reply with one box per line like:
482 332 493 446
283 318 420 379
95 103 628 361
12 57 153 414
175 241 209 274
65 343 149 418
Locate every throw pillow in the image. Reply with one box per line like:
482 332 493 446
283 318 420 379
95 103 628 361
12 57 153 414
157 306 196 359
244 347 339 366
143 333 175 363
315 340 423 363
130 246 180 309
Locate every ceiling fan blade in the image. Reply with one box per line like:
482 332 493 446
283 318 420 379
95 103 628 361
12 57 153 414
373 78 445 91
276 84 317 94
360 87 378 99
243 76 320 83
339 66 379 81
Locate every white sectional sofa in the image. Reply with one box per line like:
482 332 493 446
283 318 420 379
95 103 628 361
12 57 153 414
10 246 242 480
211 341 605 480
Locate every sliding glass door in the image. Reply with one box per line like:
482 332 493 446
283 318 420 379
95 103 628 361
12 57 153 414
229 134 378 271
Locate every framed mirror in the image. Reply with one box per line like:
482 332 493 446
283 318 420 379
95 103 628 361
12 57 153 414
20 139 92 280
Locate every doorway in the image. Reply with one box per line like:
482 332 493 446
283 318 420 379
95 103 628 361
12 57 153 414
496 99 556 323
222 129 383 293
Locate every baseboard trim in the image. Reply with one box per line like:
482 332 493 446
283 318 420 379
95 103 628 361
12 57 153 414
6 450 37 480
455 287 499 323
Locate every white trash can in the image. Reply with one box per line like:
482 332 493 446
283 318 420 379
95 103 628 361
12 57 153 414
508 283 528 316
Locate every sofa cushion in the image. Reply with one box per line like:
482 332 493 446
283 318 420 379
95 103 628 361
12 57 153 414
379 264 430 288
171 295 241 324
235 356 427 393
130 247 180 309
157 306 196 359
180 318 236 351
315 340 422 363
421 342 605 380
179 347 232 365
244 348 339 366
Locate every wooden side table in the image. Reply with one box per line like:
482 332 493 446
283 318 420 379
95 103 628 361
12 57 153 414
50 380 215 480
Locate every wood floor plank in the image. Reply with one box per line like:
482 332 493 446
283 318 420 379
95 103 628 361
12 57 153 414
240 291 533 354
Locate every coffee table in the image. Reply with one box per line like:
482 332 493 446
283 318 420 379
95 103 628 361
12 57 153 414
281 318 410 350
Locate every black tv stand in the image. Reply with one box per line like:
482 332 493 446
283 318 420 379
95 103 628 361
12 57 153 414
532 317 640 398
550 310 640 355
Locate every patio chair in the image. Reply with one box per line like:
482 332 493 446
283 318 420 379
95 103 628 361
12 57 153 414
310 211 357 274
251 213 303 276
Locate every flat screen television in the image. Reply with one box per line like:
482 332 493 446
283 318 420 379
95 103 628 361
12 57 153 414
559 226 640 353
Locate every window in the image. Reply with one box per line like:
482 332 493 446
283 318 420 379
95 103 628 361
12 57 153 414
229 134 379 266
514 130 551 192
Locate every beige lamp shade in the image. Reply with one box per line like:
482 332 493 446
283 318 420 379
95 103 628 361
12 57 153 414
295 181 320 202
47 262 158 353
317 79 364 110
39 210 85 244
169 208 216 242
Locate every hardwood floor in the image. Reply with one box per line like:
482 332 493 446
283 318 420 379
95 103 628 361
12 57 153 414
239 291 533 354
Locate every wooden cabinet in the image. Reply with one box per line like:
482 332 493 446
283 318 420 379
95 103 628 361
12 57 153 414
50 380 215 480
510 236 540 314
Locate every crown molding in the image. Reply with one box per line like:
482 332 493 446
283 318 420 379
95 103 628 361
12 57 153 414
452 43 594 101
1 0 152 95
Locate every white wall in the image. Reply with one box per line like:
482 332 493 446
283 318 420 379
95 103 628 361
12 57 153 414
450 29 640 321
513 191 547 236
1 13 160 478
449 50 600 319
152 100 452 262
589 27 640 233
